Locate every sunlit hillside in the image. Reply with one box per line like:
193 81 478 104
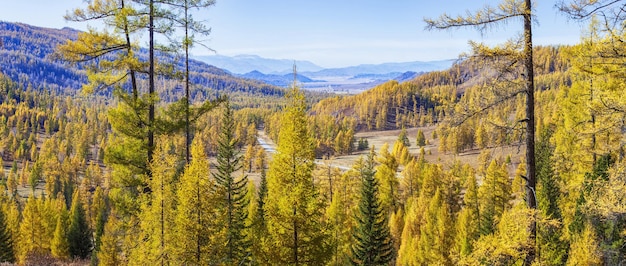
2 1 626 266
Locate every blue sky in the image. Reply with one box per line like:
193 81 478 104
2 0 584 67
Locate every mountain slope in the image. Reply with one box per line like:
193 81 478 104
0 22 85 92
311 46 569 131
0 21 284 98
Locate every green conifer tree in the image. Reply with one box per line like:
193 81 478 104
350 148 394 265
91 186 107 253
51 212 70 260
256 166 268 228
213 100 250 264
536 129 567 265
478 160 512 235
250 166 268 264
398 127 411 147
0 204 14 263
416 129 426 147
97 214 121 266
68 190 92 259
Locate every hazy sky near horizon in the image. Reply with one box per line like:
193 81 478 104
1 0 584 68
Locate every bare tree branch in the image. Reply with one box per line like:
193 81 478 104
425 0 527 33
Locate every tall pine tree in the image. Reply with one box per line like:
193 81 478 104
50 201 69 260
536 129 567 265
250 166 268 264
132 144 179 264
213 100 250 264
426 2 539 263
18 195 48 264
478 159 512 235
350 148 394 265
173 138 223 264
0 202 14 263
68 190 92 259
265 84 332 265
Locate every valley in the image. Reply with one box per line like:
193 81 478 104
0 1 625 265
194 54 454 93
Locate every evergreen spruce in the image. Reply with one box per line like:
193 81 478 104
416 129 426 147
351 148 394 265
478 160 511 235
251 165 268 264
213 100 250 264
536 129 567 265
68 190 92 259
97 215 121 266
398 127 410 147
0 205 14 263
357 138 369 151
256 167 268 227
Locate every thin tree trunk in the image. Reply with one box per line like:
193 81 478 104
121 0 138 102
228 185 233 261
184 0 191 164
161 172 165 266
591 78 597 164
523 0 537 264
148 0 155 168
328 164 333 202
293 206 298 266
196 174 201 263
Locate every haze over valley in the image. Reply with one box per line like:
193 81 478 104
193 54 455 93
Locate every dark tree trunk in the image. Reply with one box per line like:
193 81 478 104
184 0 191 164
148 0 155 168
523 0 537 264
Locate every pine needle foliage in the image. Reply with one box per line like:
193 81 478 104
213 100 250 264
350 148 395 265
68 190 92 259
0 204 14 263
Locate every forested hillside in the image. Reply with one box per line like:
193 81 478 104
3 0 626 266
0 21 285 102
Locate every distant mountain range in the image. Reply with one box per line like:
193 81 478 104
192 54 324 74
193 54 454 76
193 54 454 90
302 60 454 78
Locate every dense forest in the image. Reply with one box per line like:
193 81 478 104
2 0 626 265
